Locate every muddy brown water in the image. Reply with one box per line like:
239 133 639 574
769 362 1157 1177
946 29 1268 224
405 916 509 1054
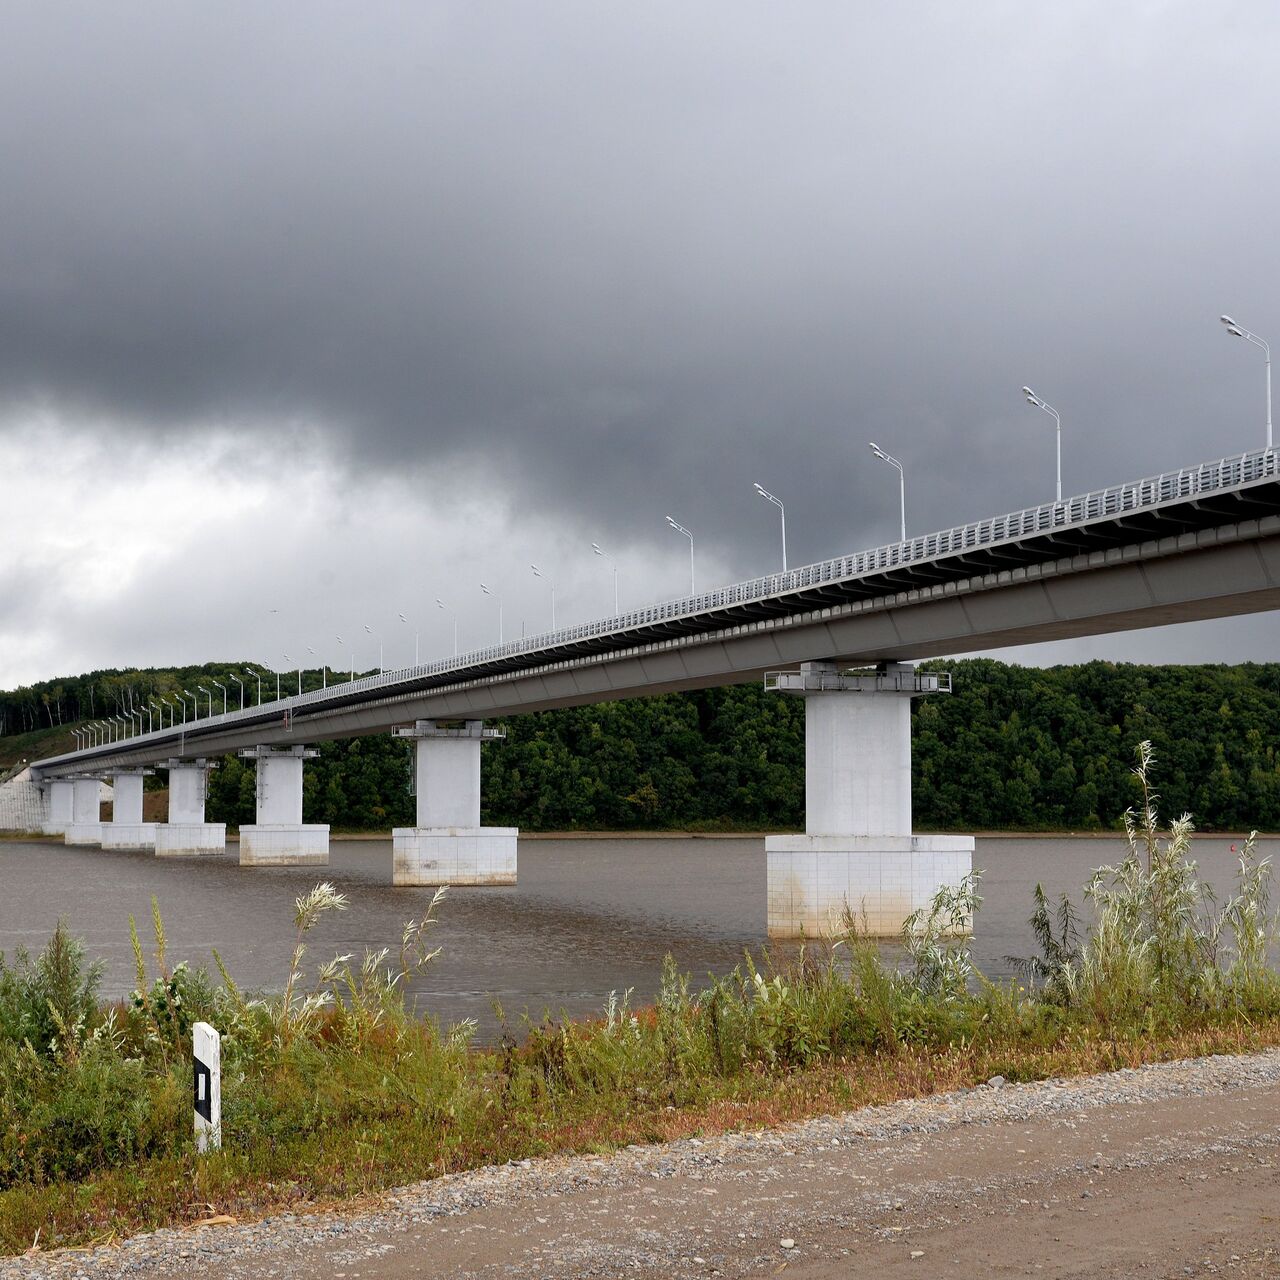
1 833 1275 1038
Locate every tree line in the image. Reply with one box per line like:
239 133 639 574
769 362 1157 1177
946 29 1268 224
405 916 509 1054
5 658 1280 831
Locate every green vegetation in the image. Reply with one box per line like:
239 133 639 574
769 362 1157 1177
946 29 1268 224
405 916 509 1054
1 745 1277 1255
7 659 1280 832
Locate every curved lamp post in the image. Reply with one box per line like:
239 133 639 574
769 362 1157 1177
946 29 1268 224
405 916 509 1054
753 483 787 570
1221 315 1273 450
868 442 907 541
665 517 695 593
1022 387 1062 502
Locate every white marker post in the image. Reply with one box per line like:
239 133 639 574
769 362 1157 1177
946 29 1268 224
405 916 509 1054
193 1021 222 1153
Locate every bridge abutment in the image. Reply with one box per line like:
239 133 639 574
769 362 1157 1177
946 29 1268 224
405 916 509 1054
392 720 517 885
764 662 973 938
238 745 329 865
64 776 105 845
101 768 158 851
155 759 226 856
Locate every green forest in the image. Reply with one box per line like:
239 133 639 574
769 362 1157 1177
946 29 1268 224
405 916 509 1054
4 658 1280 832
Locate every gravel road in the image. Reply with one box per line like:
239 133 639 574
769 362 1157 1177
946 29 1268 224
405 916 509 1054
6 1049 1280 1280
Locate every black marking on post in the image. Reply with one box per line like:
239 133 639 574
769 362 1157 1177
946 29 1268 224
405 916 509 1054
194 1057 213 1122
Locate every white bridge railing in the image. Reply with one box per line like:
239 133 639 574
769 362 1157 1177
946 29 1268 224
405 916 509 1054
56 446 1279 760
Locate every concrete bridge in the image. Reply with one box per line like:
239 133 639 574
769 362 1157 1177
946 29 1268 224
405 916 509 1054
22 446 1280 935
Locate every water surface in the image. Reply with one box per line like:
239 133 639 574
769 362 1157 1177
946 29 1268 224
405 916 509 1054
1 832 1273 1036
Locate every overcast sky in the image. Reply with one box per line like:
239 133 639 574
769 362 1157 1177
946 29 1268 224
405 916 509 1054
2 2 1279 688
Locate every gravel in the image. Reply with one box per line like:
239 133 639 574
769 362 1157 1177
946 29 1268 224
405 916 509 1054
5 1047 1280 1279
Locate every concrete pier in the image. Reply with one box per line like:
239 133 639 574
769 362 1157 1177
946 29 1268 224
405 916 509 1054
392 720 517 885
764 661 973 938
238 745 329 865
155 759 226 856
45 777 74 836
101 768 158 851
64 776 105 845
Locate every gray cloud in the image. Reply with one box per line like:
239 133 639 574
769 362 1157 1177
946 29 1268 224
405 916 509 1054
3 2 1280 683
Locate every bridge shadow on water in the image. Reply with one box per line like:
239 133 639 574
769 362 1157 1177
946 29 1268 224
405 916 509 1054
2 833 1276 1040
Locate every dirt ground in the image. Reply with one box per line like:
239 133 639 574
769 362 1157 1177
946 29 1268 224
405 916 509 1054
155 1068 1280 1279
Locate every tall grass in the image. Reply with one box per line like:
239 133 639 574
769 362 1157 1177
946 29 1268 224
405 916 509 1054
0 741 1277 1253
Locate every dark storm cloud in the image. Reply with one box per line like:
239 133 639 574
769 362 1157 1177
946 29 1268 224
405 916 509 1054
3 1 1280 573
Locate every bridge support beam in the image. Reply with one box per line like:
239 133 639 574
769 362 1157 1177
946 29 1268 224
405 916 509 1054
392 720 517 886
155 759 226 857
44 778 75 836
239 745 329 866
764 662 973 938
64 776 105 845
101 769 158 851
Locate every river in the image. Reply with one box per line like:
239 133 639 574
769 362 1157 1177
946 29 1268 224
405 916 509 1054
1 832 1274 1036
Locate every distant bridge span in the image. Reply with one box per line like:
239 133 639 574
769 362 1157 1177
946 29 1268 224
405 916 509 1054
32 446 1280 781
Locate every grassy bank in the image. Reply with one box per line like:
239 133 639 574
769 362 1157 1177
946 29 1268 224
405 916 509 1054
2 745 1278 1257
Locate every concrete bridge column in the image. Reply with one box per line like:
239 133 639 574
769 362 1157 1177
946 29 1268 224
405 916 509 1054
392 720 517 885
239 745 329 865
155 759 226 857
64 776 105 845
44 778 75 835
764 662 974 938
101 769 158 851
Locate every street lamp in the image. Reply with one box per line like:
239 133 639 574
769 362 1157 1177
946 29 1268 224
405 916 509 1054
530 564 557 629
435 600 459 657
197 685 214 718
1221 315 1273 450
868 443 907 542
307 646 326 689
363 625 383 674
753 484 787 571
335 637 354 682
398 612 419 665
282 654 301 697
591 543 620 613
245 669 262 705
230 674 244 710
665 516 695 593
480 584 504 643
212 680 228 715
1021 388 1063 502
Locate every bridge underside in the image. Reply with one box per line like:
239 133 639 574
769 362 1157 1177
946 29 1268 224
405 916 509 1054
35 513 1280 779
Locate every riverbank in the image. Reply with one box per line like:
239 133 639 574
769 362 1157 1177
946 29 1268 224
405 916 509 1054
6 1045 1280 1278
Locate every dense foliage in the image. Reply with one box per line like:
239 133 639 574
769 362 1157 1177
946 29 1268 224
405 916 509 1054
0 745 1277 1254
7 658 1280 831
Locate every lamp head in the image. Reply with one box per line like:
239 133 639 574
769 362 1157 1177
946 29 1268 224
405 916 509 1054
398 612 408 623
869 441 885 459
1227 325 1245 337
530 563 542 578
591 542 603 555
481 583 491 595
1221 314 1237 327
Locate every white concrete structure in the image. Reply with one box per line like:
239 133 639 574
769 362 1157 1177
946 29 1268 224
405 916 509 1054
64 776 107 845
155 759 225 857
392 720 517 885
238 745 329 866
765 662 974 937
101 769 158 851
44 777 73 835
0 768 49 833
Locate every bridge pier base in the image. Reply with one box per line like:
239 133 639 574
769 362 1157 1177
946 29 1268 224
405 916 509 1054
101 769 157 851
392 721 517 886
764 662 974 938
155 760 226 856
64 776 105 845
239 746 329 866
44 778 74 836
